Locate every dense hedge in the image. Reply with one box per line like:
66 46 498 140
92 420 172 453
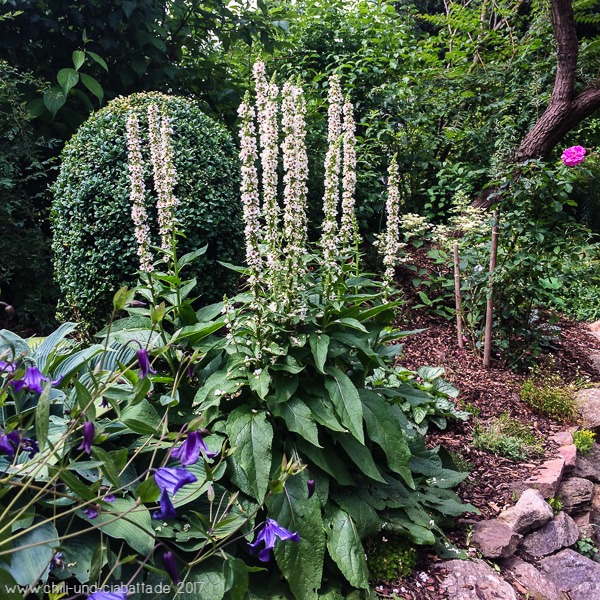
51 91 242 327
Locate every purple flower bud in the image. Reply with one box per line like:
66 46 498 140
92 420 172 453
307 479 315 499
77 421 95 455
170 430 217 466
103 494 116 503
0 429 20 459
100 397 110 409
50 552 64 572
248 518 300 562
161 550 182 584
137 348 156 378
0 360 16 374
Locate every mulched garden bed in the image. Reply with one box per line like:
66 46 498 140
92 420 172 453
373 309 600 599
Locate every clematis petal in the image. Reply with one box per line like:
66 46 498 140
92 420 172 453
153 489 177 520
87 590 127 600
77 421 95 455
162 550 182 584
137 348 156 378
171 430 216 466
154 467 197 496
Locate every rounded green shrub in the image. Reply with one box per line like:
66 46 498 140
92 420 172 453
366 534 417 582
51 92 242 327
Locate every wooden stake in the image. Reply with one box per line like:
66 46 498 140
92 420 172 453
453 241 464 349
483 211 499 368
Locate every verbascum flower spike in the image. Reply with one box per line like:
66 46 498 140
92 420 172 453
339 98 360 255
125 113 154 272
320 74 344 298
382 154 402 296
238 93 263 292
281 82 309 311
253 62 281 274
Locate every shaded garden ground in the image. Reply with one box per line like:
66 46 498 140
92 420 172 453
372 302 600 598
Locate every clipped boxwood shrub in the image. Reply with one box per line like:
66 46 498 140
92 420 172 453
51 91 242 327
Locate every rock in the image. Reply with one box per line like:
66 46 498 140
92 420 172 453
557 444 577 472
525 458 565 499
497 488 553 534
592 484 600 522
551 431 574 446
471 519 521 558
590 354 600 377
521 511 579 557
573 512 594 539
441 558 517 600
589 320 600 332
557 477 594 514
573 444 600 483
503 557 567 600
539 549 600 597
574 388 600 430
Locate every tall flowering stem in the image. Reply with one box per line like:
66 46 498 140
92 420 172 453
238 94 262 294
339 98 359 257
320 74 344 299
382 155 402 297
125 113 154 273
148 104 179 253
281 82 309 313
253 62 281 279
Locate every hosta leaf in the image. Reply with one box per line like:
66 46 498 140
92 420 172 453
269 473 326 600
226 407 273 502
324 506 369 589
325 367 364 443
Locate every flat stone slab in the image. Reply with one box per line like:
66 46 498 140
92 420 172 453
539 549 600 598
504 557 567 600
557 444 577 471
573 444 600 483
497 488 553 534
471 519 521 558
525 458 565 499
520 511 579 557
441 559 517 600
551 431 574 446
574 388 600 430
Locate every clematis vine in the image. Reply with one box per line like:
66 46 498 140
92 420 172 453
248 517 300 562
10 366 61 394
170 430 217 466
561 145 586 166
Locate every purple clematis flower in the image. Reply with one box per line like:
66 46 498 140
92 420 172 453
307 479 316 499
87 590 127 600
0 429 20 459
21 437 39 458
170 431 217 466
77 421 95 455
153 489 177 520
137 348 156 379
154 467 197 496
10 366 61 394
49 551 64 572
103 494 116 503
161 550 182 584
0 360 16 374
248 518 300 562
83 506 99 520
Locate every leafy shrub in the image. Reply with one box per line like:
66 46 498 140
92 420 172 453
51 91 243 328
573 429 596 455
366 534 417 582
472 413 544 461
520 374 577 422
548 497 563 515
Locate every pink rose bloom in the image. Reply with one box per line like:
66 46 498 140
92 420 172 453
561 145 586 166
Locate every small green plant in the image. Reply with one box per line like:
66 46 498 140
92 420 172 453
472 413 544 461
573 429 596 455
576 537 599 560
520 373 577 422
449 450 474 472
366 534 417 582
548 497 563 515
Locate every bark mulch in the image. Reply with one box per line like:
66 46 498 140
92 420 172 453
373 311 600 600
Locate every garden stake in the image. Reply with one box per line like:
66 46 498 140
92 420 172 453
453 241 464 349
483 211 499 368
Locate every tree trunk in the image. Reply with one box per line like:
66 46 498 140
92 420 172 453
473 0 600 208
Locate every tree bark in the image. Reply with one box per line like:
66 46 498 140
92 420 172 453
473 0 600 207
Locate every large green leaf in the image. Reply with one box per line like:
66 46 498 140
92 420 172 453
33 322 78 372
57 67 79 93
120 400 161 434
0 568 21 599
309 333 329 374
324 506 369 589
183 558 226 600
332 433 386 483
226 407 273 502
272 399 321 447
324 367 364 443
81 497 154 555
56 533 99 583
5 519 59 585
360 390 412 482
331 495 381 538
269 474 326 600
295 439 354 486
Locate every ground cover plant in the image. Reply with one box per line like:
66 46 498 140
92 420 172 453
0 65 475 600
